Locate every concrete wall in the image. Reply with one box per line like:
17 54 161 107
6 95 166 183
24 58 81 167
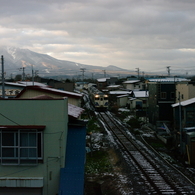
176 83 195 102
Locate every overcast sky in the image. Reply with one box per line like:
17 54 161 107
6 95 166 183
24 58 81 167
1 0 195 75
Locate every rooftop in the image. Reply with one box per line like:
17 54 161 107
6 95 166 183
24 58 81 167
172 97 195 107
16 86 82 99
109 90 132 95
123 80 140 84
133 91 149 98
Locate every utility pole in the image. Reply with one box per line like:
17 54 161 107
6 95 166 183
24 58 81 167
167 66 171 77
178 92 182 152
1 55 5 98
103 70 106 78
136 68 140 79
32 65 34 85
80 68 86 89
20 67 25 81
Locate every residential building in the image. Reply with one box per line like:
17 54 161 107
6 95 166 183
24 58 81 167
147 80 176 125
172 97 195 130
96 77 118 90
0 96 86 195
117 94 129 107
0 82 48 98
172 98 195 164
128 91 148 111
122 80 145 91
175 81 195 103
47 79 75 92
0 98 68 195
16 86 83 107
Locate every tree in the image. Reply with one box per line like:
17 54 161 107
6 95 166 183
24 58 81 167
14 74 22 81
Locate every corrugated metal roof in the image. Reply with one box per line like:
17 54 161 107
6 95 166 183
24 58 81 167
148 78 190 82
17 81 48 87
68 103 84 119
172 97 195 107
123 80 140 84
97 78 107 82
107 85 121 88
16 86 82 99
4 82 26 87
117 94 129 98
133 91 148 98
109 91 132 95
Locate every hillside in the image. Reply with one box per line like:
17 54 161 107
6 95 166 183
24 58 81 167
0 46 136 80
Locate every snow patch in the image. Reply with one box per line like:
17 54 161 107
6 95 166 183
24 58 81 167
7 47 16 59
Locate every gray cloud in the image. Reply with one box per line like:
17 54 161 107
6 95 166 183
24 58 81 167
0 0 195 75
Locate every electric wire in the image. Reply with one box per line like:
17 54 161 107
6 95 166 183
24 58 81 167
0 113 21 126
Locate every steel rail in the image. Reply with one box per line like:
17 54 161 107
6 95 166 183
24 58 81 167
98 112 192 194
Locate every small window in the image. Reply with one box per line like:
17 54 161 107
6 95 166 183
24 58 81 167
0 129 43 165
161 92 167 99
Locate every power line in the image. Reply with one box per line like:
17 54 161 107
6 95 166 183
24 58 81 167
0 113 21 126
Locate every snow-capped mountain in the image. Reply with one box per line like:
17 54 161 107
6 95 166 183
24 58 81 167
0 46 133 79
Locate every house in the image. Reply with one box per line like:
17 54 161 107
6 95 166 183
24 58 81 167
122 80 145 91
16 86 83 107
0 98 68 195
107 85 121 91
172 97 195 162
96 77 118 90
117 94 129 107
128 91 148 111
0 82 48 98
147 79 176 125
47 79 75 92
172 97 195 130
0 96 86 195
96 78 107 90
175 80 195 103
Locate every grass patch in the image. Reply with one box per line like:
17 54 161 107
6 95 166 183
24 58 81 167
149 142 165 148
85 150 113 174
87 117 101 133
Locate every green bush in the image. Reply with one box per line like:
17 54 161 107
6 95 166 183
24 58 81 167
85 151 112 174
126 117 141 128
87 117 101 133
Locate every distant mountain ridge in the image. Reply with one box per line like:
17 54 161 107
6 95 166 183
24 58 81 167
0 46 136 79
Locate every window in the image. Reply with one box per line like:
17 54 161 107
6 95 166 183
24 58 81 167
170 92 175 99
160 92 167 99
0 129 43 165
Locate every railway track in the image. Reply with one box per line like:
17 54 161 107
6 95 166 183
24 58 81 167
97 111 195 194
